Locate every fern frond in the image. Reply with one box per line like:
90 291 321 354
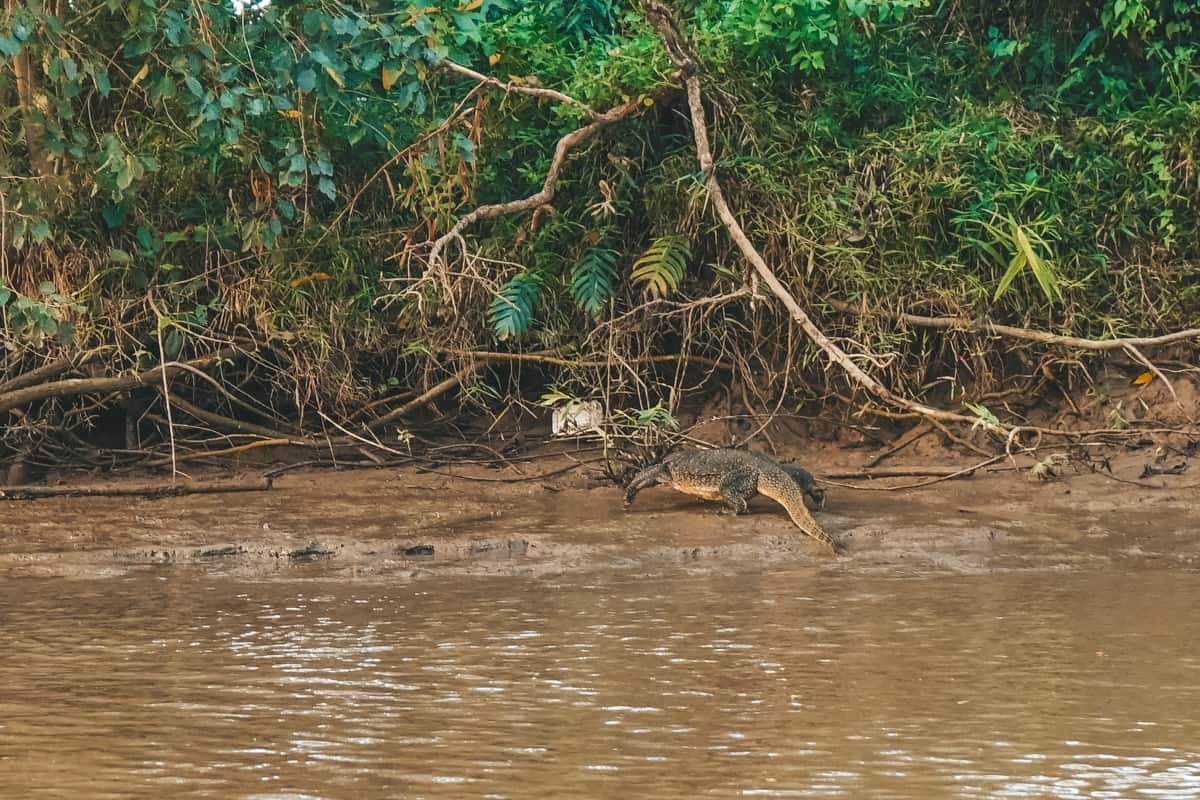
488 272 541 341
631 235 690 299
570 247 618 317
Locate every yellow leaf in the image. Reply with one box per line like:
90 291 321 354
129 62 150 89
459 0 483 9
324 65 345 88
1132 371 1154 386
277 109 302 120
381 66 401 90
289 272 331 289
488 52 501 66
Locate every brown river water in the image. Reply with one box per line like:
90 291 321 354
1 468 1199 797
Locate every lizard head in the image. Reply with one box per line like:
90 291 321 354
783 465 826 510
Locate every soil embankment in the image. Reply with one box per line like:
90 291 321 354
2 445 1196 581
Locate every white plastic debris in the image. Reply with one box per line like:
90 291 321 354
551 400 604 437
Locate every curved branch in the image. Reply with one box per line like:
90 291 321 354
439 59 595 116
426 87 674 269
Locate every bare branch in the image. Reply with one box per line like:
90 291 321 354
426 88 674 270
440 58 595 116
827 299 1200 351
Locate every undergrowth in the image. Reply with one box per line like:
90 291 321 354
1 0 1199 466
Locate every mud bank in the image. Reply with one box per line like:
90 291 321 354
2 448 1197 581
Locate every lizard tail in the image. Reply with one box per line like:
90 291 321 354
757 470 844 555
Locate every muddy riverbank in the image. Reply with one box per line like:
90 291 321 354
2 445 1197 581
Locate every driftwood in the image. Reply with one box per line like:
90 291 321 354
0 476 274 500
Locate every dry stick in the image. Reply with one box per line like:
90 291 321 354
820 455 1007 491
140 438 295 467
163 391 314 444
864 421 933 467
437 349 733 371
0 476 274 500
822 465 975 479
426 86 675 271
439 58 595 116
641 3 980 431
826 299 1200 351
0 348 239 415
148 295 178 481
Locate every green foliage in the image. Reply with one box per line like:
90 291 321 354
631 236 690 299
569 246 618 317
0 282 86 349
488 272 542 341
3 0 1200 424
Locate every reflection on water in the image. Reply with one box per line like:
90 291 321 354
1 571 1199 798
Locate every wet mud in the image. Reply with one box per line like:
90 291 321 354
3 457 1197 581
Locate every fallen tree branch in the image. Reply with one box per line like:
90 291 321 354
425 85 676 270
826 299 1200 351
642 3 979 430
0 348 239 416
0 353 91 395
0 476 273 500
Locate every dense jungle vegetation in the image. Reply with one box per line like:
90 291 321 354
1 0 1199 473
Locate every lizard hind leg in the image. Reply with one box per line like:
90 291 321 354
717 468 757 516
623 463 669 509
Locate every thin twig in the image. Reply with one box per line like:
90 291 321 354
820 455 1007 491
827 299 1200 351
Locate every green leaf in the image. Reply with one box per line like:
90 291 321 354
631 235 690 299
164 328 184 359
0 287 12 306
30 220 51 243
109 248 133 264
993 251 1027 302
488 273 541 340
570 247 618 317
296 68 316 93
0 37 22 57
57 319 76 345
94 69 112 97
